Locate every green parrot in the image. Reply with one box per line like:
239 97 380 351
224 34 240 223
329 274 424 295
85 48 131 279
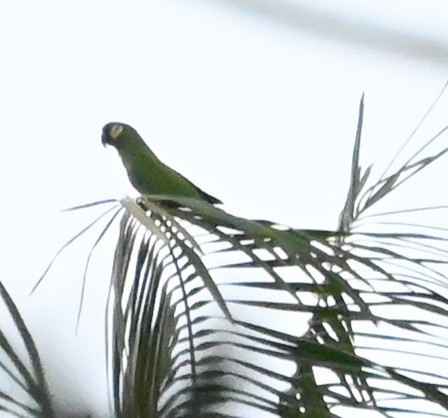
102 122 222 204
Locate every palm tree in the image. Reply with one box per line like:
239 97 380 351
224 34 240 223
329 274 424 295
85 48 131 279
2 94 448 417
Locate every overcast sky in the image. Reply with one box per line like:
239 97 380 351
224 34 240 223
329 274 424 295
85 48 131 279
1 1 448 416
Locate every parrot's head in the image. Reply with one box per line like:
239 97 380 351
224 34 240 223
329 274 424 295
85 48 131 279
102 122 140 149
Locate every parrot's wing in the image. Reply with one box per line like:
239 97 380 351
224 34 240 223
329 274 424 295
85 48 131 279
171 167 222 204
196 187 222 204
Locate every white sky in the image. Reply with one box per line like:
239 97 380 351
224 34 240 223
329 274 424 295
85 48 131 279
1 0 448 416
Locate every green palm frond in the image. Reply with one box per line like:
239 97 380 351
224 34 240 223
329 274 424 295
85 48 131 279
0 282 54 418
102 94 448 418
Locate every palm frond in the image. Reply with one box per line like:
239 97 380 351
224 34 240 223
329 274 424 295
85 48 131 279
31 91 448 417
0 281 54 418
103 91 448 417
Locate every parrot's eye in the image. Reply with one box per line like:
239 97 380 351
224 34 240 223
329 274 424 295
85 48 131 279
109 124 124 139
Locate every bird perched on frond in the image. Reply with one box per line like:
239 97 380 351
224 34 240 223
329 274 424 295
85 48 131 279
102 122 221 204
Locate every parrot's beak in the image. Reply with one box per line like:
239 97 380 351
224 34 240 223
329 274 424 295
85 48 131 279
101 130 109 147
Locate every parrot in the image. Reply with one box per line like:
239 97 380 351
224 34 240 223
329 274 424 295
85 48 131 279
102 122 222 204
